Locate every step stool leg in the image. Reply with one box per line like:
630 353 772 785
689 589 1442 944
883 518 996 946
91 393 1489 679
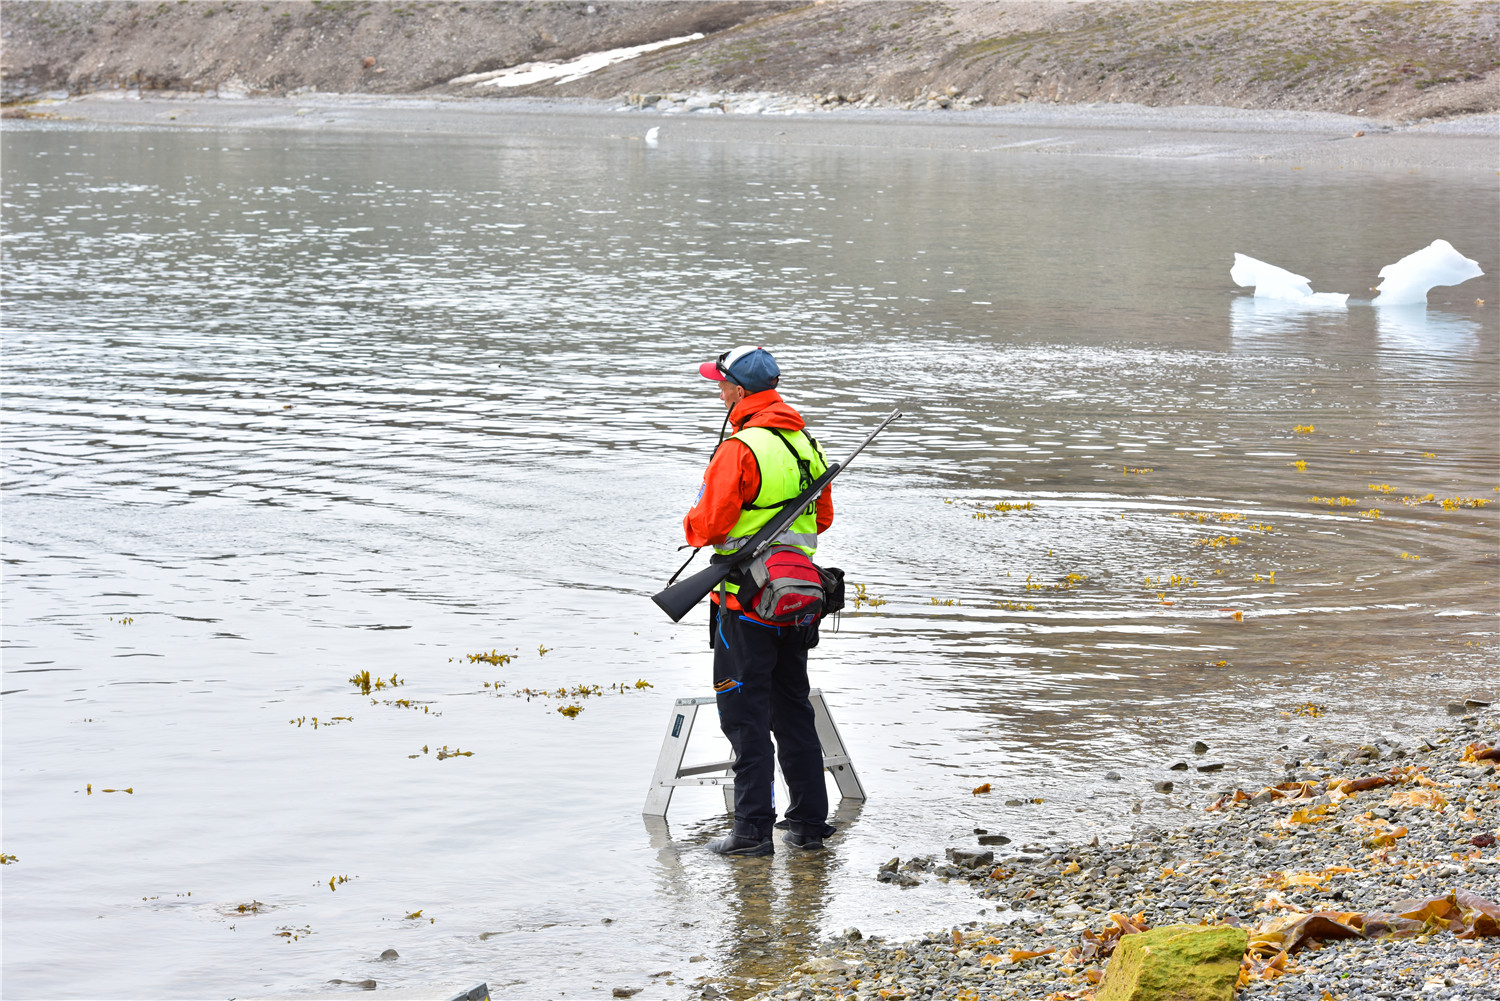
643 701 700 817
810 689 867 802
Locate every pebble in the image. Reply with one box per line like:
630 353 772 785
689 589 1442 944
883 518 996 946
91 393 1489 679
730 710 1500 1001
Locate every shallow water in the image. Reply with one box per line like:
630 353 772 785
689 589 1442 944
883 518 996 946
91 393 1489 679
2 118 1497 1000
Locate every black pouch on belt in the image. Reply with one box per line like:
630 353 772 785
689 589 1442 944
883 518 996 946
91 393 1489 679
818 566 846 617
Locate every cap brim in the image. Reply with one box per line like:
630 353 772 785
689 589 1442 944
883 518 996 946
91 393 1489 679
698 361 727 382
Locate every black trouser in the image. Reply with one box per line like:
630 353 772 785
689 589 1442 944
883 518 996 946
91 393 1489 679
711 603 828 840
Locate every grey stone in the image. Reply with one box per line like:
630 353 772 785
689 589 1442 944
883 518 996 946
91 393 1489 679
1193 740 1210 754
945 848 994 868
1169 761 1189 771
1153 780 1174 793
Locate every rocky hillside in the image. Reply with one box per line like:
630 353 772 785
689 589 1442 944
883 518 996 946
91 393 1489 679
4 1 1498 120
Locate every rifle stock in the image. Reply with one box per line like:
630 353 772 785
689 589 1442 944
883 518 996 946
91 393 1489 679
650 558 738 623
650 408 902 622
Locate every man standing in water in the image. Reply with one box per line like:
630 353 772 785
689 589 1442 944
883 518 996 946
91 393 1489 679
684 346 838 856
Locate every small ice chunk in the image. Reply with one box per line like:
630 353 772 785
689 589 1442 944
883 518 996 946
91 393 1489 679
1230 253 1349 306
1374 239 1484 306
1301 292 1352 306
645 127 659 147
1231 253 1313 299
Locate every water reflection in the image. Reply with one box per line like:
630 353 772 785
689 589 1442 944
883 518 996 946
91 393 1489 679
1227 294 1352 344
1374 304 1482 361
645 801 863 1000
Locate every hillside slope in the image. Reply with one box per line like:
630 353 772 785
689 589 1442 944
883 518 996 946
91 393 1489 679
3 1 1497 121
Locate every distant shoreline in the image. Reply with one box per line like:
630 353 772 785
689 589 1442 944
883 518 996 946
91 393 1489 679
7 93 1499 174
5 2 1496 124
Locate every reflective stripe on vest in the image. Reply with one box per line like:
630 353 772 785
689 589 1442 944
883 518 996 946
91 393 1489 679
713 427 827 592
720 529 819 553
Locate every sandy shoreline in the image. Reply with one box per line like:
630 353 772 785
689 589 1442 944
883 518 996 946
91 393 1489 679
8 92 1499 173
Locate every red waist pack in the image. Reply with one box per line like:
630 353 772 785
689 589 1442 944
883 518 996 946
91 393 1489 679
742 547 827 625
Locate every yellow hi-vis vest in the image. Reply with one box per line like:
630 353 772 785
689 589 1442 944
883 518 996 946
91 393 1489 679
714 427 827 593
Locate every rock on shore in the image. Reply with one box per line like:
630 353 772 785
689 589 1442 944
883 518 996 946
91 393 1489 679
734 710 1500 1001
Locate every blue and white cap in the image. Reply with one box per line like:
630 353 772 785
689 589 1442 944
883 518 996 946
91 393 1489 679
699 346 780 393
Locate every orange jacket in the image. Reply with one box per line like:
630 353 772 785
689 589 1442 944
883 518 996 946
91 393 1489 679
683 390 833 611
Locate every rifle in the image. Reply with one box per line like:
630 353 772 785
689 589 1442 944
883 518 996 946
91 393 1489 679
651 408 903 622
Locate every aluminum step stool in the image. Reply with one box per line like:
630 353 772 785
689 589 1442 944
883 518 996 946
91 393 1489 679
642 688 865 817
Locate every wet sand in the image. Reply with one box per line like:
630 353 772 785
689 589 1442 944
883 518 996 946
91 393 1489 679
12 92 1500 172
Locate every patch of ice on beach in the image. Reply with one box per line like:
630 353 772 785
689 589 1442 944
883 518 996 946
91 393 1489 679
1230 253 1349 306
1374 239 1484 306
452 34 703 90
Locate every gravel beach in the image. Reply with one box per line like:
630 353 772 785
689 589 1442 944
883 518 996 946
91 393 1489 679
10 92 1500 175
740 709 1500 1001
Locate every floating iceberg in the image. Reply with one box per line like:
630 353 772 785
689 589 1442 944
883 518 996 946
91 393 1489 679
1230 253 1348 307
1374 239 1484 306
